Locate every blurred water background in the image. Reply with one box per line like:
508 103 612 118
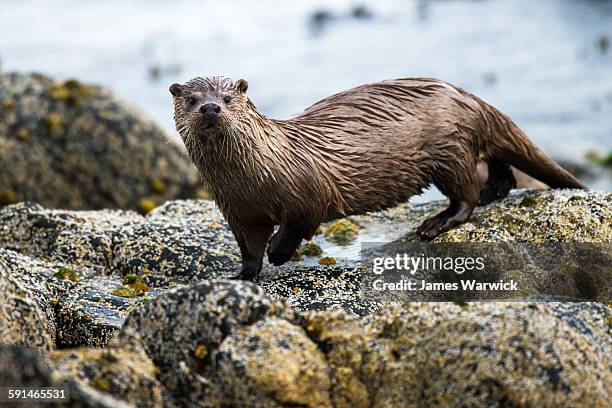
1 0 611 201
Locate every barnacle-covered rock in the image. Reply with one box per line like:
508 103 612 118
0 72 201 210
212 317 332 407
113 280 296 407
104 283 612 407
301 301 611 407
0 199 241 349
0 200 239 283
0 189 610 407
0 247 134 350
51 346 164 407
0 190 609 353
436 189 611 243
0 344 133 408
0 249 56 352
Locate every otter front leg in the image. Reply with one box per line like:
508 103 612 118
230 224 273 282
266 223 305 266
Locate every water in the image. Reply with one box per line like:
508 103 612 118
1 0 611 199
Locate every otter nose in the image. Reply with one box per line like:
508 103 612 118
200 103 221 116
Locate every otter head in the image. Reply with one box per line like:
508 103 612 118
170 76 250 141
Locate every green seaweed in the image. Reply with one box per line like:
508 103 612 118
586 150 612 168
138 198 157 215
318 256 337 266
89 377 111 392
42 114 63 135
299 241 323 257
47 79 96 107
114 274 149 297
53 267 80 282
520 196 538 208
324 219 359 245
112 286 137 298
149 178 167 195
194 345 208 359
0 189 18 206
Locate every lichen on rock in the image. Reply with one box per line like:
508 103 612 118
0 72 201 210
0 183 610 407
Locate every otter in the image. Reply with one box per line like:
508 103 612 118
170 76 584 281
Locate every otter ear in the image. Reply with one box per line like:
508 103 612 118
169 83 183 97
235 79 248 94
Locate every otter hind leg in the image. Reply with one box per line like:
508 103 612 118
478 158 516 205
416 199 476 240
417 154 480 240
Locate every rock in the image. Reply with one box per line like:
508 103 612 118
0 200 238 282
259 264 377 316
113 280 295 407
301 301 611 407
371 189 610 244
2 278 610 407
212 317 332 407
0 345 56 388
0 247 134 350
0 190 609 354
350 5 374 20
0 249 56 352
51 346 164 407
0 199 240 349
0 344 133 408
115 280 292 372
59 282 612 407
266 189 611 310
310 9 335 31
0 72 200 210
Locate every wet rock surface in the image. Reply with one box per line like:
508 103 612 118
0 189 610 406
0 344 133 407
0 72 201 210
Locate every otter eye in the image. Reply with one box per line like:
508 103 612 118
186 97 197 106
223 95 232 104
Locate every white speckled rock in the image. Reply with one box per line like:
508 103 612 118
0 72 201 210
0 249 56 352
303 301 611 407
213 317 332 407
0 189 610 407
0 345 133 408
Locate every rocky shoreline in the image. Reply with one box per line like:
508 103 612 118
1 188 610 406
1 73 611 406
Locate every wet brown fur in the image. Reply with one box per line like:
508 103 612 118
171 76 585 281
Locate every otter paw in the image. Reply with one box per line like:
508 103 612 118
416 218 445 240
229 267 259 282
267 247 294 266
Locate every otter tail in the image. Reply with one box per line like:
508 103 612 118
487 109 586 189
